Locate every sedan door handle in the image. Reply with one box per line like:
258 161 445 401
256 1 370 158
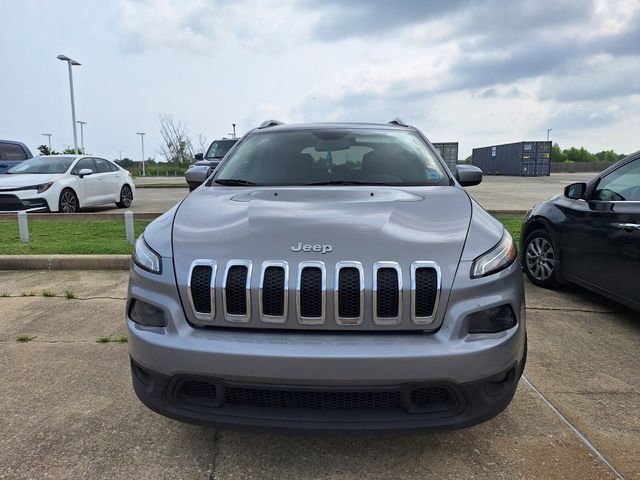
618 223 640 231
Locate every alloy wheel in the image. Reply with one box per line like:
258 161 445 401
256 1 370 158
525 237 555 281
60 190 77 213
121 186 133 207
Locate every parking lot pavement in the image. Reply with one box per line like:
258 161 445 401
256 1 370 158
72 173 595 216
1 270 637 479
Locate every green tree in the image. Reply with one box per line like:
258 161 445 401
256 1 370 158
37 144 60 155
62 146 85 154
563 147 597 163
550 143 566 163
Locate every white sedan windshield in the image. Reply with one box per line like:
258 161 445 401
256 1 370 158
7 157 75 174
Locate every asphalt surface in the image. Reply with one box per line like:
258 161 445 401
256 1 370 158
0 271 637 479
74 173 595 216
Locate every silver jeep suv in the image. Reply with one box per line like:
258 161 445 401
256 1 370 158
127 120 526 432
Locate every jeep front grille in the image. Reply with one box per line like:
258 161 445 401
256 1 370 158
187 260 440 328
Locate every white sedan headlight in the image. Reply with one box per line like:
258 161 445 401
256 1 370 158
133 235 162 274
471 230 517 278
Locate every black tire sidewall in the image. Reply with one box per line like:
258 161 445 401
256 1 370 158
523 229 559 288
117 185 132 208
59 189 78 213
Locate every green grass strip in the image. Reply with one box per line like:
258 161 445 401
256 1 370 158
0 220 150 255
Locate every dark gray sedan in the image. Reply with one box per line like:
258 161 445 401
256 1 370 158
522 150 640 311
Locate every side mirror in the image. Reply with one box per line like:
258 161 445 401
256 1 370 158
78 168 93 178
564 182 586 200
194 153 204 161
456 165 483 187
185 165 210 188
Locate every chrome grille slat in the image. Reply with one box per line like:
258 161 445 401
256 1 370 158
187 260 217 322
296 261 326 325
259 261 289 323
334 261 364 325
373 262 402 325
411 261 441 325
222 260 252 322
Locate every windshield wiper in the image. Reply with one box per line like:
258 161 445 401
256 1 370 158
214 178 256 186
308 180 390 186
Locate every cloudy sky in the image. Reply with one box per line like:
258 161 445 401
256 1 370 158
1 0 638 160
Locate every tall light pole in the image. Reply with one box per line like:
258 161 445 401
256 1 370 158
77 121 87 152
228 123 237 139
57 54 81 154
136 132 146 176
546 128 553 141
42 133 52 150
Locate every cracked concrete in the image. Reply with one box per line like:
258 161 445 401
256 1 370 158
0 270 637 479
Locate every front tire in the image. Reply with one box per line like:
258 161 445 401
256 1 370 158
116 185 133 208
523 229 559 288
58 189 78 213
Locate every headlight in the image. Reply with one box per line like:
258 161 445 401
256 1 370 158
471 230 517 278
37 182 54 193
133 235 162 274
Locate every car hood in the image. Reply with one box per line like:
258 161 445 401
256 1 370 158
172 186 473 322
0 173 62 189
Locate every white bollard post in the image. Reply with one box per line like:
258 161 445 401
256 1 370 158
125 210 134 245
17 211 29 244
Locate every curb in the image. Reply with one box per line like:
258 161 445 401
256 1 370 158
0 255 131 271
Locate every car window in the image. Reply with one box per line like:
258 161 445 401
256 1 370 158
7 156 75 174
94 158 114 173
72 158 97 175
1 143 28 161
215 129 449 186
205 140 237 159
594 159 640 202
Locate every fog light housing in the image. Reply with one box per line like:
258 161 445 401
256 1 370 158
129 299 166 327
467 304 516 334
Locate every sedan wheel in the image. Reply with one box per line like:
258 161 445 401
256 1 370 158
59 189 78 213
523 229 559 288
116 185 133 208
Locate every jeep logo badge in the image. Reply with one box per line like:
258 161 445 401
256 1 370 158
290 242 333 254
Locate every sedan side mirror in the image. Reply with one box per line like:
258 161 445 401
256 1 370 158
456 165 483 187
564 182 586 199
78 168 93 178
185 165 211 188
194 153 204 161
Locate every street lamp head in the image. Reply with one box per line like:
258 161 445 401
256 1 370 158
136 132 146 136
57 54 81 66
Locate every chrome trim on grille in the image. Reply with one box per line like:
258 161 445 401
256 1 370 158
259 260 289 324
334 261 364 325
187 259 217 322
222 260 252 323
372 261 403 325
296 261 326 325
411 261 441 325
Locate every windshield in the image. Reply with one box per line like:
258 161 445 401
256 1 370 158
214 128 449 186
205 140 237 159
6 156 75 174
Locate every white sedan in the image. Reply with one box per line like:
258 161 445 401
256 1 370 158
0 155 135 213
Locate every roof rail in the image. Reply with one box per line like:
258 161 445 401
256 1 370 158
258 119 286 129
388 118 409 127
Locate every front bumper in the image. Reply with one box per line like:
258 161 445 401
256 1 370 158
130 358 523 432
127 258 525 431
0 193 49 212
